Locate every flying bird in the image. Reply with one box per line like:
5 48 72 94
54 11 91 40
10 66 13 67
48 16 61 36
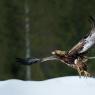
16 16 95 77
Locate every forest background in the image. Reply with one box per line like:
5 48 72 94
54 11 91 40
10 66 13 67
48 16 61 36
0 0 95 80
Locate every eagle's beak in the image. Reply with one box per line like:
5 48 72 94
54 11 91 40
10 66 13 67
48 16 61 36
52 51 56 55
51 50 66 55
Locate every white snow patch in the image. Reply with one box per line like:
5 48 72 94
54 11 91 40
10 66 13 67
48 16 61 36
0 76 95 95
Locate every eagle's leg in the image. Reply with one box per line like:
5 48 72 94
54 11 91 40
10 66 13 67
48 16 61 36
83 70 91 77
77 67 82 77
74 58 84 77
74 57 91 77
81 57 91 77
77 68 90 77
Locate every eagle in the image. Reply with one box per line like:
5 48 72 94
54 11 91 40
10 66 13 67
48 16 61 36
16 16 95 77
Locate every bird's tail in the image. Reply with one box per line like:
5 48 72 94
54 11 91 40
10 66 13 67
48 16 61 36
16 58 40 65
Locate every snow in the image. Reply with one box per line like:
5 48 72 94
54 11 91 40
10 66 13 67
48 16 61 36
0 76 95 95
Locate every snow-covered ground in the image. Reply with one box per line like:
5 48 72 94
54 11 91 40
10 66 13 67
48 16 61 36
0 76 95 95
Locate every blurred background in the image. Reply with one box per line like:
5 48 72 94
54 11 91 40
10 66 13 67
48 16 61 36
0 0 95 80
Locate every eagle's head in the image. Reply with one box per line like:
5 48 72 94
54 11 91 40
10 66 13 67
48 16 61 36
51 50 66 56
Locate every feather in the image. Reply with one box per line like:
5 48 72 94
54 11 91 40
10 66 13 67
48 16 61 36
41 56 58 62
69 16 95 55
16 56 58 65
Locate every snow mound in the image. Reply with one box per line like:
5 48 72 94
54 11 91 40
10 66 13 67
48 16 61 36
0 76 95 95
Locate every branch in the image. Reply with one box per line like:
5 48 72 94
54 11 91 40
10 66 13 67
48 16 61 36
88 56 95 59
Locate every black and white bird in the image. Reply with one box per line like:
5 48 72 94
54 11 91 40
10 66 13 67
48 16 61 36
16 16 95 77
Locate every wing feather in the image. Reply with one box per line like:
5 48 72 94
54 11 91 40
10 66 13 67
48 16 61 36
68 16 95 56
68 40 85 55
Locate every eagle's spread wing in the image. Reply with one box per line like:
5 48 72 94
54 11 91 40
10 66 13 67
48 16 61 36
68 40 85 55
41 56 58 62
68 16 95 56
16 56 58 65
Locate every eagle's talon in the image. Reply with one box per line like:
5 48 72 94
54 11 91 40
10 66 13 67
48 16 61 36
78 70 91 77
83 71 91 77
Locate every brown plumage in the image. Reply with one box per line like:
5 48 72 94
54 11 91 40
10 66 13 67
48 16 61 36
40 16 95 77
51 50 90 77
16 16 95 77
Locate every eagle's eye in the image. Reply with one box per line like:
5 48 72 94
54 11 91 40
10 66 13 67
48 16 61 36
52 50 66 55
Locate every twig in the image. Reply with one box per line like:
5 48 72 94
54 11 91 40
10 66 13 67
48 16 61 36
88 56 95 59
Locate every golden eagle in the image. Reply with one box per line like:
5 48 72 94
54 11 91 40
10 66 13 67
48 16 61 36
16 16 95 77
